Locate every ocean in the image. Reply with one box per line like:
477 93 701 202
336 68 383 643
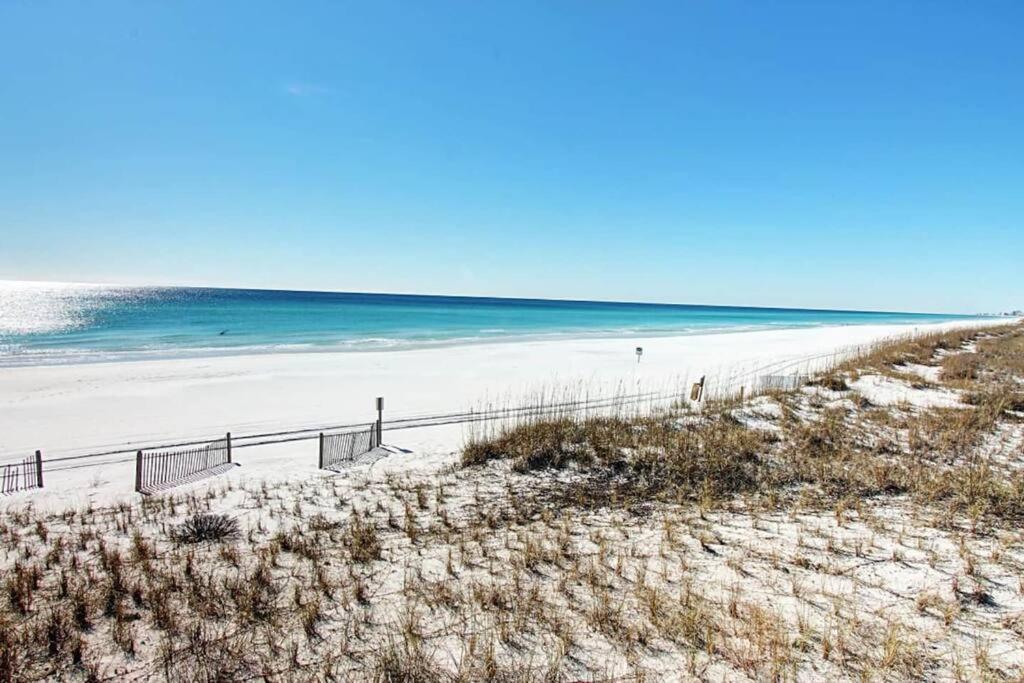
0 281 976 367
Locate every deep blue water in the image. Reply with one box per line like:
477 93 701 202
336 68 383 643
0 282 978 366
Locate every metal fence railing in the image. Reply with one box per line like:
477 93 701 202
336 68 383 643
135 433 235 494
1 451 43 495
319 425 380 470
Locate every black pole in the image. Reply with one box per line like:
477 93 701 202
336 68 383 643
376 396 384 446
134 451 143 493
35 450 43 489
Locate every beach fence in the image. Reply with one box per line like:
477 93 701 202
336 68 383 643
318 396 385 470
689 371 815 405
1 451 43 495
756 374 813 393
134 433 236 494
318 425 380 470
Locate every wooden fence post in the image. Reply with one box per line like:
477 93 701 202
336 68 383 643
34 450 43 489
135 451 143 493
226 432 232 464
318 433 325 469
690 375 706 402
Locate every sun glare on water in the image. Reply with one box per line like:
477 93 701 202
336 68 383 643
0 280 115 336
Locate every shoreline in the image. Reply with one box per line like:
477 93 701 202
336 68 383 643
0 317 995 369
0 317 1015 507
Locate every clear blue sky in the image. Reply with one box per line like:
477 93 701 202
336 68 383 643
1 1 1021 313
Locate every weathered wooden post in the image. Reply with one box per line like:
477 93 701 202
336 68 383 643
135 450 143 493
318 432 325 469
376 396 384 446
226 432 233 464
34 450 43 489
690 375 706 402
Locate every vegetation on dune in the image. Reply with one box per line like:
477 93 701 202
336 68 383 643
172 513 240 544
464 323 1024 525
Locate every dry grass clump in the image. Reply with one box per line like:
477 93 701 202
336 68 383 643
465 413 772 506
343 511 382 563
629 414 770 502
172 513 240 544
942 352 983 381
372 639 443 681
463 416 640 472
964 386 1024 414
909 403 1001 461
917 458 1024 522
809 373 850 391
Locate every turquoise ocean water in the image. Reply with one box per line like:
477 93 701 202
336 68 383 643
0 282 977 367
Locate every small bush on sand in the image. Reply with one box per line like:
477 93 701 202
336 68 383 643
173 514 240 544
373 639 441 682
809 374 849 391
344 513 382 563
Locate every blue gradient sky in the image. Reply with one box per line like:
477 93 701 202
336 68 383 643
1 1 1021 313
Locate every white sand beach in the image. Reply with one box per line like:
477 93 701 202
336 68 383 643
0 318 1010 510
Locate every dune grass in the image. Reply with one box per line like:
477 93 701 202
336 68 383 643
463 323 1024 523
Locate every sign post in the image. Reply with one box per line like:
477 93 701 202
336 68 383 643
375 396 384 445
635 347 643 363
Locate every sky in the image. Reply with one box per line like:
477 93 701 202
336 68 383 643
0 1 1021 314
